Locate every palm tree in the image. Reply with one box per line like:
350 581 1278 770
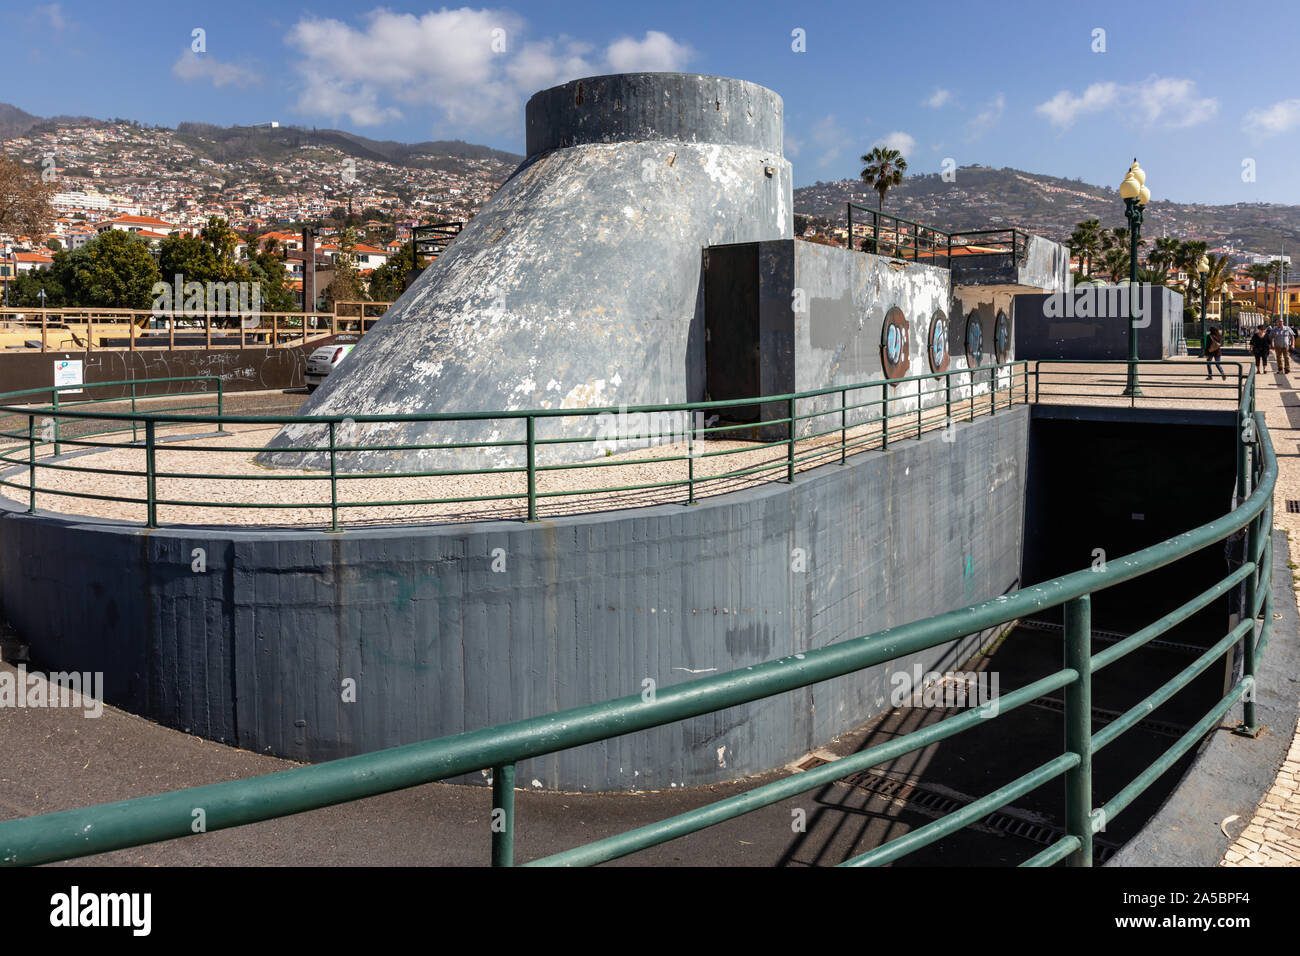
1247 262 1271 311
1101 226 1147 266
1069 220 1102 278
1174 240 1208 303
860 147 908 212
1103 246 1130 282
1147 236 1180 282
1268 259 1286 317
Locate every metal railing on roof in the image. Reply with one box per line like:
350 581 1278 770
844 203 1031 267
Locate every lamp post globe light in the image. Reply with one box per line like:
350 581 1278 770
1120 160 1150 397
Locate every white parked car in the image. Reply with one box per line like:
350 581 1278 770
305 343 355 393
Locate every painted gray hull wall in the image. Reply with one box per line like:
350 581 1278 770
260 74 793 473
748 240 1015 439
0 407 1028 791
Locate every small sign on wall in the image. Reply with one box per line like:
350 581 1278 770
54 359 83 394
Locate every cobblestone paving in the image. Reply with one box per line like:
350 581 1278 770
1222 355 1300 867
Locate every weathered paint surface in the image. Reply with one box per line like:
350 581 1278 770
723 239 1010 439
0 407 1028 791
261 74 792 472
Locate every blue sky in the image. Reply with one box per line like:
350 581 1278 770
11 0 1300 204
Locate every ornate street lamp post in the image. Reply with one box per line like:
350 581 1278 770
1120 160 1150 397
1197 254 1210 349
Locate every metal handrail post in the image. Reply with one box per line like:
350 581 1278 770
145 419 157 528
27 415 36 513
881 383 889 449
687 413 697 503
840 389 847 464
526 416 537 520
1064 594 1094 866
328 420 339 532
786 397 796 482
492 763 516 867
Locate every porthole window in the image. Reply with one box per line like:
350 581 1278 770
927 309 950 373
881 307 910 380
964 311 983 367
994 310 1011 365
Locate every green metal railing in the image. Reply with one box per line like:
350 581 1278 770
0 361 1275 867
0 362 1030 530
844 204 1030 266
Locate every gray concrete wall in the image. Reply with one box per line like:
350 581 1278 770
0 406 1028 792
0 344 315 397
261 73 793 474
744 239 1011 439
1013 285 1184 360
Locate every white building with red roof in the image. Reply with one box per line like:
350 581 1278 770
94 214 191 237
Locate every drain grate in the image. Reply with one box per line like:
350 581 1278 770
1020 618 1206 655
1288 500 1300 514
840 769 1117 862
1030 696 1191 738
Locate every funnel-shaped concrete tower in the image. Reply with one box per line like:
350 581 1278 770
261 73 793 471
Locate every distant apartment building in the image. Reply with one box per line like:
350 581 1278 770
94 214 188 237
51 190 117 212
63 229 98 251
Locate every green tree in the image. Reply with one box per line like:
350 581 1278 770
323 226 363 308
199 216 244 279
1203 253 1232 316
1102 246 1130 282
367 241 415 301
1146 236 1180 281
1247 262 1271 311
158 233 222 285
859 147 907 212
1069 220 1102 278
247 246 296 312
1174 240 1208 309
50 230 161 308
10 269 66 307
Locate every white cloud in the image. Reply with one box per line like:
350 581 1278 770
505 37 595 94
873 131 916 158
1036 82 1119 127
965 93 1004 141
1242 98 1300 138
925 88 950 109
809 114 846 168
606 30 693 72
286 9 527 128
1036 76 1215 129
36 3 64 30
285 11 691 132
171 50 261 89
1134 77 1217 128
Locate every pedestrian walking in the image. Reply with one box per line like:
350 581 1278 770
1270 318 1295 374
1205 326 1225 379
1251 326 1271 373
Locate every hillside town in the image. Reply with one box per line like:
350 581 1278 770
1 116 1296 325
0 116 515 309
